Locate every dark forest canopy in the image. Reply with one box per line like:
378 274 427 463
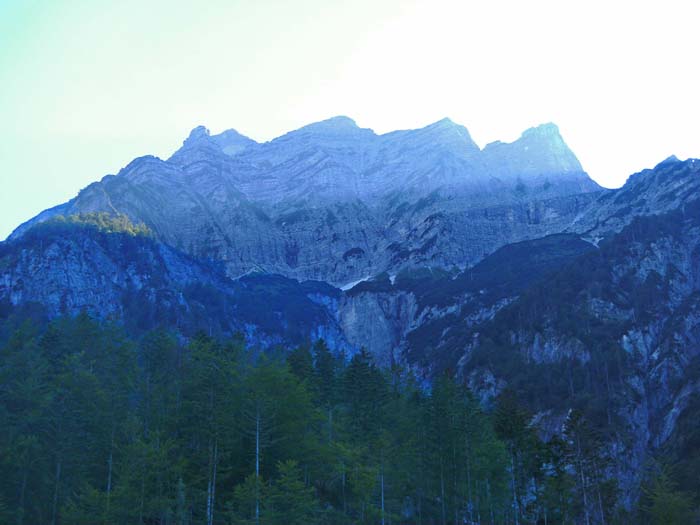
1 313 696 525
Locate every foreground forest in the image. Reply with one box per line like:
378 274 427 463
0 312 695 525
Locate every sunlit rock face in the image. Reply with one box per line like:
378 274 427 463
482 123 586 185
10 117 601 285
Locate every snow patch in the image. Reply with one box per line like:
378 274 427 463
340 276 370 291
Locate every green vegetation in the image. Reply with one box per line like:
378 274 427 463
0 313 646 524
638 467 696 525
32 212 153 237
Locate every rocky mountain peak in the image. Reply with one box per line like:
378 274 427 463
316 115 359 128
654 155 681 169
184 125 211 143
211 128 257 156
286 115 374 139
482 122 584 179
514 123 570 155
425 117 459 130
421 117 479 151
379 117 480 160
168 125 226 165
521 121 561 138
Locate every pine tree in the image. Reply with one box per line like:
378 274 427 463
0 323 52 524
493 389 537 525
266 460 319 525
640 467 696 525
288 344 314 385
229 473 265 525
564 409 613 525
181 333 241 525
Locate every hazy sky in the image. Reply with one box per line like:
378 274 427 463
1 0 698 239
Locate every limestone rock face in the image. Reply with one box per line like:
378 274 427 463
10 117 601 286
569 156 700 241
0 224 349 350
338 290 419 368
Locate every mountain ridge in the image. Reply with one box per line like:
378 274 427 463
8 116 601 286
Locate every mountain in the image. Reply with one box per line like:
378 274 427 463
9 117 602 286
2 115 700 515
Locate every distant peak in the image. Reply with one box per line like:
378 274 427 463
483 121 585 176
422 117 468 132
303 115 359 131
655 155 681 169
484 123 565 151
168 124 226 163
211 128 257 154
215 128 249 140
187 125 210 141
276 115 375 142
521 122 561 139
326 115 358 126
415 117 478 152
423 117 468 130
177 125 216 150
511 123 570 153
432 117 456 126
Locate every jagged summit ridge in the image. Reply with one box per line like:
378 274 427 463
186 124 210 141
175 117 574 161
521 121 561 137
169 125 257 162
10 115 601 283
655 154 681 168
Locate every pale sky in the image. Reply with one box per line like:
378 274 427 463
1 0 698 240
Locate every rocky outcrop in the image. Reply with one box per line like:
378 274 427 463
0 221 350 350
569 156 700 241
338 290 418 368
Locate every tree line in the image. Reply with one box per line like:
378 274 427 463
0 313 694 524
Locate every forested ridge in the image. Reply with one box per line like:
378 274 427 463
1 312 694 524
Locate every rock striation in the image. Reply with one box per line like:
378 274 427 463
9 117 602 286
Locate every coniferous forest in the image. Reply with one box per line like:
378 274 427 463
1 312 693 524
